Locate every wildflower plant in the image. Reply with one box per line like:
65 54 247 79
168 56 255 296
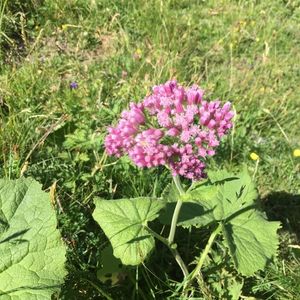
93 81 280 296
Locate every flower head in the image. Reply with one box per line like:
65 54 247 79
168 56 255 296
250 152 259 161
293 149 300 157
104 80 235 180
70 81 78 89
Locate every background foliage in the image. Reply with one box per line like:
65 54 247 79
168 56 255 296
0 0 299 299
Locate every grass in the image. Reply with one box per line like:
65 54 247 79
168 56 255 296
0 0 299 299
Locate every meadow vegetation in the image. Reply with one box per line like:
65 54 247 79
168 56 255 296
0 0 299 299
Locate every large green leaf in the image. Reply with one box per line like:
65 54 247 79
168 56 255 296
0 178 67 299
222 208 280 276
158 168 255 228
206 169 234 184
189 167 258 222
190 168 280 275
93 197 164 265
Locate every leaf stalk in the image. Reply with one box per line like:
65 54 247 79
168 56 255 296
145 175 190 278
189 222 222 282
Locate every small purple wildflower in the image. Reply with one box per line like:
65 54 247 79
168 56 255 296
70 81 78 89
104 80 235 181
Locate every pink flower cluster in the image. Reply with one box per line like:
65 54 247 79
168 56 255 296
105 80 234 180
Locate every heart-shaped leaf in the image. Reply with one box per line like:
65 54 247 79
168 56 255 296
93 197 164 265
222 208 280 276
0 178 67 299
180 168 280 275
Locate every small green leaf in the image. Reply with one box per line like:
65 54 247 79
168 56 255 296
210 274 243 300
0 178 67 299
93 197 164 265
227 279 243 300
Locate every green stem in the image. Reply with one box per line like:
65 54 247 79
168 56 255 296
168 199 183 245
144 225 169 246
144 225 189 278
146 175 190 278
173 175 185 195
190 223 222 282
168 176 184 245
175 223 222 295
168 175 190 278
83 278 113 300
171 248 189 278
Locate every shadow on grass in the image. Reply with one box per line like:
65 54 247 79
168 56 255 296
262 191 300 240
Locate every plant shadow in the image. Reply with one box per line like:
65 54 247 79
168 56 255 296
262 191 300 241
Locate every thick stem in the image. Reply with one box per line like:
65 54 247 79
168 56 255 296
173 175 185 195
168 199 183 245
145 175 190 278
145 176 189 277
168 175 190 278
190 223 222 281
168 176 184 245
171 248 189 278
144 225 189 278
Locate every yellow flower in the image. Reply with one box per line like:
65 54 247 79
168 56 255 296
250 152 259 161
136 48 142 55
293 149 300 157
133 48 142 60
